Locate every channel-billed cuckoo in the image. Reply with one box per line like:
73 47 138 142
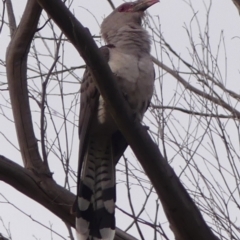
75 1 158 239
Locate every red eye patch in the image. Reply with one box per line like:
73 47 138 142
118 3 134 12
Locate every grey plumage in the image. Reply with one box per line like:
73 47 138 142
75 1 158 239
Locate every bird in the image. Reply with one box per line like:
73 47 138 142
75 0 158 239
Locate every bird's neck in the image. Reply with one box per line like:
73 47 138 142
106 26 151 55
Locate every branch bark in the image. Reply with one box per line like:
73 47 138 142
0 155 75 227
34 0 219 240
0 155 137 240
6 0 16 36
0 233 8 240
233 0 240 13
6 0 50 174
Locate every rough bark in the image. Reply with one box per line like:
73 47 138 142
34 0 219 240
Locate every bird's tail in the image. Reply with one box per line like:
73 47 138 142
76 138 116 240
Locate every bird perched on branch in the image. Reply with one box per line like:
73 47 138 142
75 0 158 239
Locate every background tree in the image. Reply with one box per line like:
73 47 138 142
0 0 240 240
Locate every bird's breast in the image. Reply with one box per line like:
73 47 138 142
108 51 139 83
94 49 154 128
108 49 155 119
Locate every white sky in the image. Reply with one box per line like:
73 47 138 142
0 0 240 240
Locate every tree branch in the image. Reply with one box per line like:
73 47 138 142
0 155 74 226
34 0 219 239
151 104 237 119
5 0 16 37
151 56 240 119
0 233 8 240
5 0 50 174
232 0 240 13
0 155 137 240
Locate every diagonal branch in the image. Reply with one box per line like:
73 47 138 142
151 56 240 119
0 155 137 240
5 0 16 36
0 155 75 227
232 0 240 13
5 0 50 174
34 0 219 239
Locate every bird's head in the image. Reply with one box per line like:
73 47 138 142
101 0 159 44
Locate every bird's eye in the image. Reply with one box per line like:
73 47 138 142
118 3 134 12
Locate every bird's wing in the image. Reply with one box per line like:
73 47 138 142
77 47 109 195
75 45 128 203
77 62 99 187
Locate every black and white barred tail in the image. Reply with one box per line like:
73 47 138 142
76 139 116 240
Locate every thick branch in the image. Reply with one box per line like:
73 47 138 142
35 0 219 240
0 155 74 226
0 155 137 240
5 0 50 174
233 0 240 13
0 234 8 240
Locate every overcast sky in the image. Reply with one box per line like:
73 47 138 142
1 0 240 240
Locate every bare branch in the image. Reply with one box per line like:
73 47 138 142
232 0 240 13
0 0 6 34
151 104 237 119
0 155 139 240
5 0 16 36
5 0 50 174
40 54 60 167
151 56 240 119
106 0 115 10
0 155 75 226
